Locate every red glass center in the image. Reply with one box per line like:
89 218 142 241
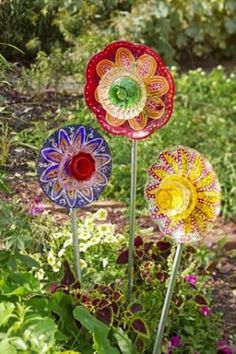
69 152 96 181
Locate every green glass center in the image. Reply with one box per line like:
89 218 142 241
108 76 141 108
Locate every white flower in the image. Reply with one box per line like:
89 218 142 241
64 238 72 248
47 250 56 266
58 248 65 258
97 223 115 235
52 260 62 272
35 268 44 280
94 208 108 221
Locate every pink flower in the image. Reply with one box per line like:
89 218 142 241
28 195 45 216
170 335 181 348
185 274 197 286
217 339 233 354
199 306 211 316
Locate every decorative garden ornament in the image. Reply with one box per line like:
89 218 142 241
85 40 175 301
145 146 221 354
37 125 112 283
85 40 175 140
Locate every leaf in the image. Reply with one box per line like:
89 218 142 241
0 302 15 327
116 250 128 264
131 318 149 337
17 254 40 268
0 339 17 354
73 306 119 354
113 327 134 354
95 306 113 325
129 303 143 314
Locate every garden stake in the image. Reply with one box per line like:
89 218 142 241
70 208 82 284
152 242 184 354
37 125 112 286
128 139 138 302
146 146 221 354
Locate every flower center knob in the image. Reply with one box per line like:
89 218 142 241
69 152 95 181
108 77 141 108
155 178 195 217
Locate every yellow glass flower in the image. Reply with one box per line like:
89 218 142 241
145 146 221 243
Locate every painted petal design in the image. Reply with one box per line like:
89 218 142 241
42 148 62 164
51 180 63 200
144 96 165 119
66 189 77 208
145 76 169 96
196 172 216 190
188 155 204 181
128 112 148 131
136 54 157 79
85 138 103 154
115 47 135 70
59 129 71 153
148 166 169 181
78 185 94 202
106 113 125 127
37 125 112 209
73 126 86 147
40 165 59 182
161 152 180 174
95 154 111 168
179 148 189 175
96 59 115 78
94 172 108 186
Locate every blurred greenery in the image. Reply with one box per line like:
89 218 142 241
1 0 236 66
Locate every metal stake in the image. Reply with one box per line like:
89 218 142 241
127 139 138 302
70 208 82 285
152 242 184 354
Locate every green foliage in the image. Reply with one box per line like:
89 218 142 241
1 0 235 65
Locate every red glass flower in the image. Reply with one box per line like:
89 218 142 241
85 41 175 140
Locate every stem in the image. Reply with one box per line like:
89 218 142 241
127 139 138 302
70 208 82 285
152 243 184 354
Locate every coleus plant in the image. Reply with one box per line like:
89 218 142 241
49 236 218 353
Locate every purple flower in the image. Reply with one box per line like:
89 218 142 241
199 306 211 316
217 339 233 354
185 274 197 286
170 335 182 348
28 195 45 216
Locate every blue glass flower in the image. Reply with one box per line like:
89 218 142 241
37 125 112 208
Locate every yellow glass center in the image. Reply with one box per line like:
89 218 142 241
155 175 197 219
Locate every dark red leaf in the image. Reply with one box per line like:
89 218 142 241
111 301 119 314
92 298 100 307
117 250 129 264
134 236 143 249
135 337 145 353
131 318 149 337
99 299 109 309
156 241 171 252
130 303 143 314
113 291 122 301
156 271 165 282
61 261 76 287
196 294 208 306
144 242 153 253
135 250 144 258
96 306 113 325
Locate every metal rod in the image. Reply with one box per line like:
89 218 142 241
127 139 138 302
152 243 184 354
70 208 82 285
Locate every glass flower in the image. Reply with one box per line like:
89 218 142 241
37 125 112 208
85 41 175 140
145 146 221 243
